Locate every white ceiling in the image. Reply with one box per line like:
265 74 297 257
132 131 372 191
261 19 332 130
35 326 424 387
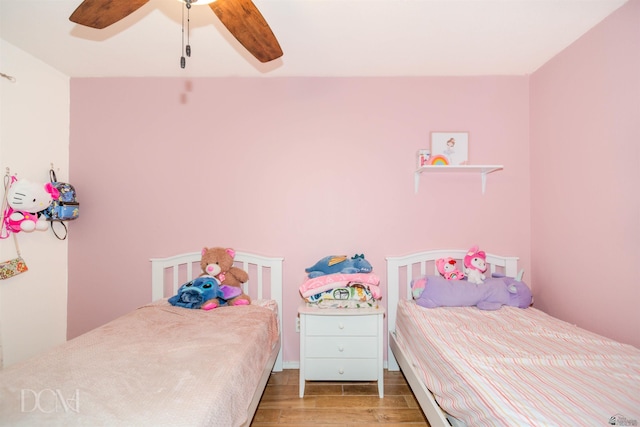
0 0 628 78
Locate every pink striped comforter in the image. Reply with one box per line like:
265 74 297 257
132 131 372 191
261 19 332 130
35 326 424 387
395 299 640 426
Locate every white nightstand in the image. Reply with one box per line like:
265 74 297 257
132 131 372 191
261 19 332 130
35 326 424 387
298 303 385 398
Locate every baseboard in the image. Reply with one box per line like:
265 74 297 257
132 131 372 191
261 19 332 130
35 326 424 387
283 361 300 369
281 361 390 370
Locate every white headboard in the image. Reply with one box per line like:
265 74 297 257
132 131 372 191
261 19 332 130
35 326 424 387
150 250 284 370
386 249 519 370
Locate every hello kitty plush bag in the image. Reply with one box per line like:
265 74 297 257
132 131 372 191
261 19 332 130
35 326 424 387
3 175 58 235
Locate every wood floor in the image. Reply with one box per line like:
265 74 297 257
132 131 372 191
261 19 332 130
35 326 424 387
251 369 430 426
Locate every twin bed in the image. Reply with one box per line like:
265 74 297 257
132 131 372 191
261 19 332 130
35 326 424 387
386 249 640 427
0 250 283 427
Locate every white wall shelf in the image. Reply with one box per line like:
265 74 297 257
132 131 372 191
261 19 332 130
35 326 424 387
414 165 504 194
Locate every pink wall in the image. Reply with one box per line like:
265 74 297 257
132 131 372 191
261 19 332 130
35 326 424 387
69 76 531 362
530 0 640 347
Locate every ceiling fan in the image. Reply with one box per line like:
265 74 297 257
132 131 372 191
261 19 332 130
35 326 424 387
69 0 283 63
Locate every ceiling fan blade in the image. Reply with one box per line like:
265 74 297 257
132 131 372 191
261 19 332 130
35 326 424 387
209 0 283 63
69 0 150 29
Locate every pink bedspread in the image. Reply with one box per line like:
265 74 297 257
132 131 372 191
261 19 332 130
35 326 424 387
0 299 279 426
395 299 640 426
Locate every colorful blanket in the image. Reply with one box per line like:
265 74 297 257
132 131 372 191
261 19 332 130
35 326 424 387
300 273 382 308
299 273 381 298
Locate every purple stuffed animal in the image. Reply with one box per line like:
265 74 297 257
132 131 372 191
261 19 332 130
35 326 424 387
414 274 532 310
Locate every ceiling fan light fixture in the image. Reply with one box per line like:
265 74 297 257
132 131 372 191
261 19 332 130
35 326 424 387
178 0 217 6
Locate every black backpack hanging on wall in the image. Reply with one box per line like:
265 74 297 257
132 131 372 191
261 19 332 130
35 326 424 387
42 168 79 240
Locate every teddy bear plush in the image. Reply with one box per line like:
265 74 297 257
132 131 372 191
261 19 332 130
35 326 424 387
200 247 250 305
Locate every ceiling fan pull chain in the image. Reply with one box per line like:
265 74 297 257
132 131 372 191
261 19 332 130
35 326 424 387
180 0 186 68
180 0 192 68
186 0 191 57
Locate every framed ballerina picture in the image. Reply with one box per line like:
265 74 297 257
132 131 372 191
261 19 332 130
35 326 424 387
430 132 469 165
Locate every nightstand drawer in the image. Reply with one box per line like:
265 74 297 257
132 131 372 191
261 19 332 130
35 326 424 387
304 358 378 381
305 314 377 336
305 336 377 358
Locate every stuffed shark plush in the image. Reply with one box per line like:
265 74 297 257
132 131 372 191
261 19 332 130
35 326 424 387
168 275 242 310
305 254 373 278
414 274 532 311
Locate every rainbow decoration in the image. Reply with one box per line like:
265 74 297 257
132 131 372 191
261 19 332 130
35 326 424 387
429 155 449 165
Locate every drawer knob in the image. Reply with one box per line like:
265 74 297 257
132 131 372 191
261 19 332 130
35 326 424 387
338 345 344 352
338 323 345 329
338 368 344 375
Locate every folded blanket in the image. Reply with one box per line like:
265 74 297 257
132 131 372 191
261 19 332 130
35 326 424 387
306 283 375 303
308 299 379 309
299 273 381 299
